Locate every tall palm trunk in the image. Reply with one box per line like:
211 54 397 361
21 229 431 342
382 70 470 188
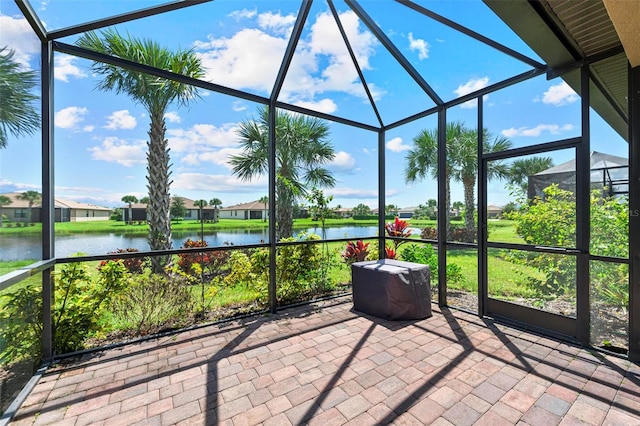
276 181 293 240
146 110 172 273
462 175 476 235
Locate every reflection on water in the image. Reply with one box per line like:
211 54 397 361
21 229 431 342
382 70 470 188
0 225 380 261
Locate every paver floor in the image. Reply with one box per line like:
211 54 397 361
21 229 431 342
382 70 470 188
10 296 640 425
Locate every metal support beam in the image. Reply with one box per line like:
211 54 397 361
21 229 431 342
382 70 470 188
437 109 447 307
271 0 311 100
378 130 386 258
346 0 443 106
41 41 55 362
15 0 47 41
477 97 487 317
576 65 591 345
47 0 212 40
329 0 384 128
629 64 640 362
268 104 277 314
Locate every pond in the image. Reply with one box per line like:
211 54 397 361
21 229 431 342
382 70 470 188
0 225 407 261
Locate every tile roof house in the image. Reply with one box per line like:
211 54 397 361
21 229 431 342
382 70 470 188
123 197 219 222
219 200 269 220
0 192 111 223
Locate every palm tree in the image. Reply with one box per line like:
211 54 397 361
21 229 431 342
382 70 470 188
405 122 458 238
16 191 41 223
448 125 512 232
229 106 335 239
139 196 150 205
0 47 39 149
508 156 554 195
0 195 12 227
76 29 204 272
405 121 512 238
209 198 222 223
121 195 138 223
194 199 208 241
258 195 268 222
193 199 208 221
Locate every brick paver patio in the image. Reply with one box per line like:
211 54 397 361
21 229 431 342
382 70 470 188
10 296 640 425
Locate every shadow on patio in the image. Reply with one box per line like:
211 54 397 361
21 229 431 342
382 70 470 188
10 296 640 425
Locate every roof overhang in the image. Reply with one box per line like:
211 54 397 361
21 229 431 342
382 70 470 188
484 0 636 142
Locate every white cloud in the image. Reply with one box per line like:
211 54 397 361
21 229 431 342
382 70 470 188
328 151 356 173
88 137 146 167
408 32 429 60
232 101 247 112
54 54 87 82
164 112 181 123
454 77 490 109
193 10 380 107
0 15 40 69
55 106 88 129
540 81 579 106
501 123 574 138
327 187 399 198
195 28 286 93
173 172 267 193
181 147 243 168
168 123 239 153
386 137 411 152
83 125 95 132
228 8 257 20
294 98 338 114
257 11 296 35
105 110 137 130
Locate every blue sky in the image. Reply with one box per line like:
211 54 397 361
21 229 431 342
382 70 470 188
0 0 629 211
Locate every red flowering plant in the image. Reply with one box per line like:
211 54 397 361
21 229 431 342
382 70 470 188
342 240 370 265
385 216 412 250
384 246 397 259
177 239 229 277
98 248 146 274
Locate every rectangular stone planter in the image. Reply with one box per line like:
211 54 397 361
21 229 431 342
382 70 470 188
351 259 432 320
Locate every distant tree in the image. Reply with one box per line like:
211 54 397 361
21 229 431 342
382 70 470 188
17 191 41 223
230 106 335 239
77 29 204 272
0 195 12 227
0 47 39 149
452 201 464 213
258 195 268 222
386 204 399 216
306 188 333 225
352 203 371 217
170 197 187 220
209 197 222 222
502 201 518 215
508 157 554 195
121 195 138 222
194 199 208 221
139 196 150 205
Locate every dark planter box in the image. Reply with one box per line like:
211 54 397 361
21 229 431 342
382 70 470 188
351 259 432 320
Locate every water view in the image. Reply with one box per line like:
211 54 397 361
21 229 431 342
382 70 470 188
0 225 388 261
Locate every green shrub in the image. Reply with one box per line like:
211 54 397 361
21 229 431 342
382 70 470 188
112 272 194 334
0 285 42 365
507 185 629 303
399 243 464 286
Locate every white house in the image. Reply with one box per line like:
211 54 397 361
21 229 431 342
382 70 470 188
219 200 269 220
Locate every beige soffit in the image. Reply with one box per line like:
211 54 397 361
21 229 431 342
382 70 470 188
484 0 629 140
603 0 640 67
